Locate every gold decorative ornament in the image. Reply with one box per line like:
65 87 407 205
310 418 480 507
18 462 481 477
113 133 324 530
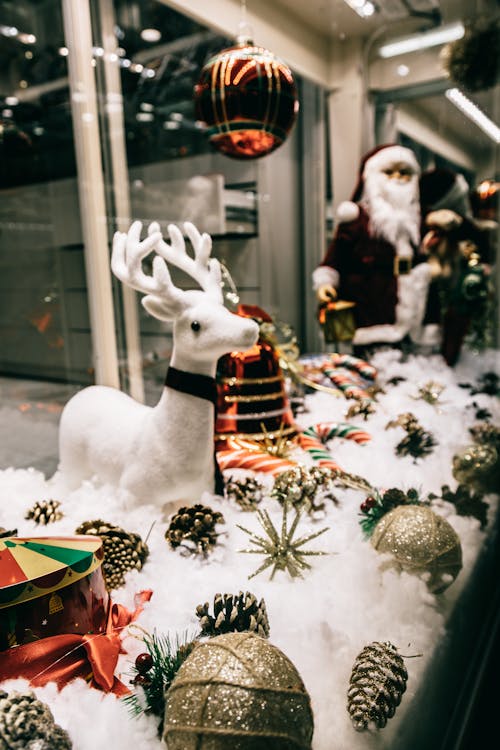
452 443 499 492
370 505 462 593
163 632 314 749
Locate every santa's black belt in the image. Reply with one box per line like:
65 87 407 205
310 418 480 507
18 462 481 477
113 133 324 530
347 257 414 276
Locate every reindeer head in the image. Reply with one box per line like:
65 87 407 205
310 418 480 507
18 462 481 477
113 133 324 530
112 221 259 369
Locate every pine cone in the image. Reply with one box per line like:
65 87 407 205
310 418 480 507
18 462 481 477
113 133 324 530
0 527 17 538
381 488 407 509
272 466 336 514
75 520 149 590
165 504 225 554
25 499 63 525
347 641 408 731
224 476 264 511
196 592 270 638
0 690 72 749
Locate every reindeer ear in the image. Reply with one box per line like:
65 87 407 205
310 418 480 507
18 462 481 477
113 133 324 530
142 295 183 322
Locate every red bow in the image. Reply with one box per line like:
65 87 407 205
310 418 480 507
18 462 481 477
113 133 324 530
0 591 152 695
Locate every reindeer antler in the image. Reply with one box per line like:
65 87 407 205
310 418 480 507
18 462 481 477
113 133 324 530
112 220 188 320
155 222 223 302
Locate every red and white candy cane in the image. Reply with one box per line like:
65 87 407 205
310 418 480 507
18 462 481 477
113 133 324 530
295 431 342 472
329 353 377 381
321 367 370 400
306 422 371 445
217 449 296 475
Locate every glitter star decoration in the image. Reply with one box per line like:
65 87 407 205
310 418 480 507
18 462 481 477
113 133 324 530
237 503 329 580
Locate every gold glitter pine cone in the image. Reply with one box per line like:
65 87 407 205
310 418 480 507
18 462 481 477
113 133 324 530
163 632 314 749
347 641 408 731
165 504 225 554
370 505 462 594
75 519 149 590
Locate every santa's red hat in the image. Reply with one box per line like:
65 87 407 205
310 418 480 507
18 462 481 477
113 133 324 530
350 143 421 202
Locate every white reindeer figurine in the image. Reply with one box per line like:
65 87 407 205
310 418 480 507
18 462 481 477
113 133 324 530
58 220 259 509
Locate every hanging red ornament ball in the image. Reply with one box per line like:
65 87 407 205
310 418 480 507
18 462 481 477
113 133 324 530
194 38 299 159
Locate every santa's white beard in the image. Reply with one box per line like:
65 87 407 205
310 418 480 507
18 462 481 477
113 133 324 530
361 174 420 256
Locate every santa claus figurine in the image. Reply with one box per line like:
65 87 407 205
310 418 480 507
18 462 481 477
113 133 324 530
314 144 435 348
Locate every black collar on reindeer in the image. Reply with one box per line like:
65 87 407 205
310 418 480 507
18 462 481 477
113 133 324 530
165 366 217 407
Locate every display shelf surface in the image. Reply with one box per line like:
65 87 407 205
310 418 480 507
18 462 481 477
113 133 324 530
0 348 498 750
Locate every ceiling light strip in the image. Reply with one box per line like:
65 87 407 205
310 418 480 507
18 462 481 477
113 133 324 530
379 22 464 58
445 88 500 144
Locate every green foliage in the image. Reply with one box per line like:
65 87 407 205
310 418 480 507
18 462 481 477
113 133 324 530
123 630 196 732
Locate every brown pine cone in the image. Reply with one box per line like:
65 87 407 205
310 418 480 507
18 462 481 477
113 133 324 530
75 519 149 590
165 504 225 554
0 690 72 749
25 499 63 525
224 476 264 511
196 591 270 638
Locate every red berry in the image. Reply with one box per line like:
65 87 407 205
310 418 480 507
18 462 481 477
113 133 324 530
360 496 376 513
135 652 153 674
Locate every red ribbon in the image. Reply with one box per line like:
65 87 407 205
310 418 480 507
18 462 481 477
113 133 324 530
0 590 152 695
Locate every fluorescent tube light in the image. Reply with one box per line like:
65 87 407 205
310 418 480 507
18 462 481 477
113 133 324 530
445 88 500 144
379 22 464 58
344 0 376 19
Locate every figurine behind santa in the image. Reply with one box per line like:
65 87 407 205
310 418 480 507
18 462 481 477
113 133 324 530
419 168 494 365
313 144 434 349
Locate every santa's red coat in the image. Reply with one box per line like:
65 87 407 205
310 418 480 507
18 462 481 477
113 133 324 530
320 205 403 329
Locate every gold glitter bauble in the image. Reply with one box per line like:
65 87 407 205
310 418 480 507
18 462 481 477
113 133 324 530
452 443 499 492
163 632 313 749
371 505 462 594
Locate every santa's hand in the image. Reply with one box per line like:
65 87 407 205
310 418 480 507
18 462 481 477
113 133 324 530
317 284 337 303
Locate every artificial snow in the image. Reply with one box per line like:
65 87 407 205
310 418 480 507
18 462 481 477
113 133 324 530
0 349 499 750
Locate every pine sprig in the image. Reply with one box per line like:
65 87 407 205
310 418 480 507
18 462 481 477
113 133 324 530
428 484 489 529
123 631 196 732
359 488 422 538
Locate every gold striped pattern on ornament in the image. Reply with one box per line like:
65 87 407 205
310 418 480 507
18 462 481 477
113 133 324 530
220 374 282 386
224 390 285 403
215 425 297 441
217 406 291 421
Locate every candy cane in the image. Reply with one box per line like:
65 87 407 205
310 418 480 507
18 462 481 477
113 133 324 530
329 353 377 381
295 432 342 472
304 422 371 445
217 449 296 475
322 367 369 400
